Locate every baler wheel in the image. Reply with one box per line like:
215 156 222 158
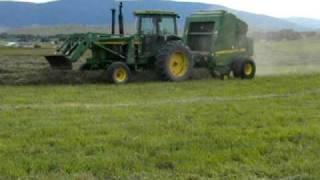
107 62 131 84
156 41 193 81
241 60 256 79
232 59 256 79
232 59 242 78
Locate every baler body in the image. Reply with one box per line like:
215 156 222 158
184 10 254 76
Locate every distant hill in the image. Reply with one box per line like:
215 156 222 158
0 0 313 31
8 25 109 35
0 27 8 33
286 17 320 30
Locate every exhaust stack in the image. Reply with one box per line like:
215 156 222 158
111 8 116 35
118 2 124 35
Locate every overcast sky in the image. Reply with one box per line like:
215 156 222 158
1 0 319 19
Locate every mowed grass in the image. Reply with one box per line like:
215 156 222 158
0 74 320 179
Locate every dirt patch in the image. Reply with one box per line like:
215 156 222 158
0 55 104 85
2 39 320 85
0 55 213 85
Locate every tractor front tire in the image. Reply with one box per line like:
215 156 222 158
232 59 256 79
107 62 131 84
156 41 193 81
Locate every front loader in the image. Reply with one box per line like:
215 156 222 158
45 2 255 84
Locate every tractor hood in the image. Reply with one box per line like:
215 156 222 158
95 34 138 45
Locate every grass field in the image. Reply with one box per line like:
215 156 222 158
0 38 320 179
0 75 320 179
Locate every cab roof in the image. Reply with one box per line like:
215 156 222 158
191 10 227 16
134 10 178 17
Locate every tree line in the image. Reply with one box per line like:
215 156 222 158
250 29 320 41
1 29 320 43
0 33 69 43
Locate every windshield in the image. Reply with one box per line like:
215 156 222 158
139 16 176 35
159 17 176 35
140 17 157 35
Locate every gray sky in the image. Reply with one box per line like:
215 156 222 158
175 0 319 19
1 0 319 19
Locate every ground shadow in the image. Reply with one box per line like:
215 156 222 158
0 68 213 85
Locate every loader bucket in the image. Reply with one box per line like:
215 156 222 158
45 55 72 70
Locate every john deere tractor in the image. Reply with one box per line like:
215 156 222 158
46 2 256 84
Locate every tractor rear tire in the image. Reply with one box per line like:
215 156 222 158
156 41 193 81
232 59 256 79
107 62 131 84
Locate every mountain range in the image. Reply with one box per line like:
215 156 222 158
286 17 320 30
0 0 319 31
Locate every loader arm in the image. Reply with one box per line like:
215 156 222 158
46 34 92 69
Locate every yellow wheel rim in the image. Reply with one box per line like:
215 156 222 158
244 63 253 76
169 52 189 78
114 67 128 83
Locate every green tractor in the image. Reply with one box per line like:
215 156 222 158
46 2 256 84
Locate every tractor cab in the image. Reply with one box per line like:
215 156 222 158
134 11 180 57
134 11 178 36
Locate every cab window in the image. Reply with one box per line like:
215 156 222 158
159 17 176 35
140 17 157 35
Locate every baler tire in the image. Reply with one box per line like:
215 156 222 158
107 62 131 84
241 60 256 79
232 59 243 78
155 41 193 81
232 59 256 79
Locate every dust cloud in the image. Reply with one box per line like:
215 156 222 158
254 40 320 76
